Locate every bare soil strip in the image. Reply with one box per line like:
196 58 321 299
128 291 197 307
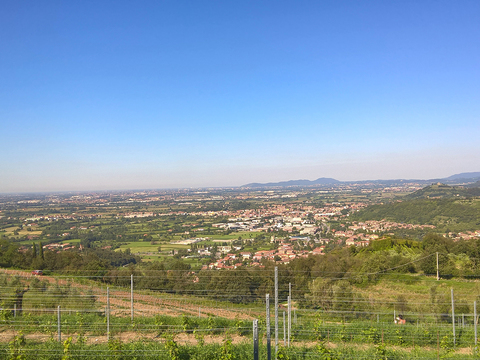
2 269 256 320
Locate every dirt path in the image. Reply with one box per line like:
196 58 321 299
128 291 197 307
0 329 249 345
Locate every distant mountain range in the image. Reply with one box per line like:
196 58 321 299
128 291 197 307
241 172 480 188
243 177 340 188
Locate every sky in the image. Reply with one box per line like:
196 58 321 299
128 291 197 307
1 0 479 192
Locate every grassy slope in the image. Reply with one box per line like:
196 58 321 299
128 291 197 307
351 198 480 231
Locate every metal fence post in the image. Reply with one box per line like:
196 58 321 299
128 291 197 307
253 319 259 360
107 287 110 340
288 293 291 347
475 301 477 353
131 274 134 322
275 266 278 354
57 305 61 343
451 288 455 347
266 294 271 360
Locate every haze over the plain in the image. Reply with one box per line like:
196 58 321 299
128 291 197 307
1 1 479 192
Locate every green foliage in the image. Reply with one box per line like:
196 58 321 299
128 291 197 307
193 329 205 346
276 346 290 360
61 337 72 360
154 315 166 337
405 184 480 200
182 314 198 333
315 342 336 360
0 332 478 359
76 312 87 345
219 333 233 360
439 334 454 358
8 332 26 360
373 344 388 360
107 337 123 360
362 326 381 344
164 334 180 360
352 198 480 232
0 308 13 322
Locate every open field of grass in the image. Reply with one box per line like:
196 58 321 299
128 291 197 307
64 238 82 244
117 241 190 254
207 231 264 240
1 227 43 237
16 238 83 246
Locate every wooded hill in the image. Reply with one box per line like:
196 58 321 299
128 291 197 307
350 183 480 232
404 183 480 199
351 198 480 231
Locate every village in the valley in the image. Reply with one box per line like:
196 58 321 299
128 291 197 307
4 181 479 271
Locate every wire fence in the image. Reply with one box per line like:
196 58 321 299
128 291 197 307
1 269 480 359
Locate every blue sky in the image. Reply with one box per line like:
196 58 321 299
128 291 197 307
1 1 479 192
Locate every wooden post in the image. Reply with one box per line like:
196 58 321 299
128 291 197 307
436 252 439 281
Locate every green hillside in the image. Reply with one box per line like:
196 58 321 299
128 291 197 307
405 183 480 200
351 198 480 231
466 180 480 188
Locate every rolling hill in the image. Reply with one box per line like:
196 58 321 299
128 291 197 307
241 172 480 188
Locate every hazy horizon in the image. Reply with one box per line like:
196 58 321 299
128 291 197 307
2 170 479 194
2 1 479 193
